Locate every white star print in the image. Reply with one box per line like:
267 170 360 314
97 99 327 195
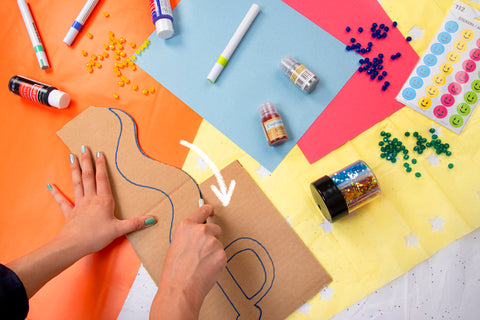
426 153 441 166
431 124 443 137
408 25 424 41
297 302 312 316
319 219 333 233
255 165 271 179
195 157 208 171
405 232 420 248
285 217 293 227
321 285 334 300
429 216 445 232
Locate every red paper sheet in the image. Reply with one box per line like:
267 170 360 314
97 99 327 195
283 0 420 163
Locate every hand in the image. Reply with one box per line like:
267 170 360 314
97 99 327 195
49 146 156 256
150 205 227 320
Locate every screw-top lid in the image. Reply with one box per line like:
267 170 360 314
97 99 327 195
310 175 348 222
48 89 70 109
258 102 277 118
155 18 174 39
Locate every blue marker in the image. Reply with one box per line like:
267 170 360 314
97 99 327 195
63 0 100 46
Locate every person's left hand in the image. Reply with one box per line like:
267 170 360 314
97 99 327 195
48 146 156 256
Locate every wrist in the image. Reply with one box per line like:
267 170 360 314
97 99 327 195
153 282 202 320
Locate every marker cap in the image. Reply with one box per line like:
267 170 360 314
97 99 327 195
48 89 71 109
63 27 79 46
207 63 224 83
36 51 50 70
155 19 174 39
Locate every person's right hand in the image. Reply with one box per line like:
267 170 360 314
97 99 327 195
150 204 227 320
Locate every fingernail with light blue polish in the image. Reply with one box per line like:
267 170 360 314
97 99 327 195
46 184 53 191
81 145 86 153
145 218 156 226
96 151 101 158
69 154 75 164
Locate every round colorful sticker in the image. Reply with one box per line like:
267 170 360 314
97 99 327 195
402 88 416 100
433 105 448 118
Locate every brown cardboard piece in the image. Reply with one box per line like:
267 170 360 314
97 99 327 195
57 107 331 319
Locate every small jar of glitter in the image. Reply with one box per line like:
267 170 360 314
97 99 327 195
310 160 381 222
279 55 319 93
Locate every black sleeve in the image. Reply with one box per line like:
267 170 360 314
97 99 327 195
0 264 29 320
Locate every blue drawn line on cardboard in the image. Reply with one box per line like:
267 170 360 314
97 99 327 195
136 0 359 171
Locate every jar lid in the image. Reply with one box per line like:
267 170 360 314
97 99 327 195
310 175 348 222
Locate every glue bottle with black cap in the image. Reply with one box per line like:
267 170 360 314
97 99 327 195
8 75 70 109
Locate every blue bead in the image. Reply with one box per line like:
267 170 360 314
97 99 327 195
368 42 373 47
380 23 385 29
370 27 376 32
361 48 366 54
358 67 364 72
382 71 387 76
373 23 378 28
373 58 378 62
350 38 356 43
371 74 377 80
358 27 363 32
356 48 361 53
378 53 384 58
392 21 398 27
359 59 364 64
396 52 401 57
391 55 396 59
385 81 390 86
371 33 376 38
356 43 361 48
378 75 384 80
382 86 387 91
378 59 383 64
384 26 389 32
382 32 387 38
364 58 370 62
367 69 373 74
406 36 412 41
377 34 382 39
378 65 384 70
375 29 381 34
374 70 379 76
366 62 372 68
346 26 351 32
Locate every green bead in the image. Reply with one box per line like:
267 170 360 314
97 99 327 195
391 158 397 163
432 134 438 139
386 133 391 138
403 149 408 154
413 132 419 137
448 163 454 169
405 132 411 137
415 172 421 178
418 149 423 154
403 155 409 160
446 151 452 156
383 137 388 142
406 167 412 173
412 159 417 164
426 142 431 147
379 141 384 146
444 143 449 148
429 128 435 133
381 131 386 136
380 153 386 158
403 162 409 168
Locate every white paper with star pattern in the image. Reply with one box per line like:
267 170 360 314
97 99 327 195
396 1 480 134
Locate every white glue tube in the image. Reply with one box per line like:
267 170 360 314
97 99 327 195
149 0 174 39
63 0 100 46
207 3 261 83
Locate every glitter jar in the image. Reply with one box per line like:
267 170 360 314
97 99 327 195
258 102 288 146
310 160 381 222
279 55 319 93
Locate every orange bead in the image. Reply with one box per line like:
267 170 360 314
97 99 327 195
87 32 93 39
142 89 149 95
113 93 119 99
149 87 155 94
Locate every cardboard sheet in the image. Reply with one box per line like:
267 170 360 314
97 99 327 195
135 0 359 172
57 106 331 319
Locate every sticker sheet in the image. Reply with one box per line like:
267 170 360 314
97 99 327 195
397 1 480 134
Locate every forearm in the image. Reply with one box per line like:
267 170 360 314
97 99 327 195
150 285 201 320
6 235 87 298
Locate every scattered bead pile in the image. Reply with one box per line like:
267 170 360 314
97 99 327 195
378 128 454 178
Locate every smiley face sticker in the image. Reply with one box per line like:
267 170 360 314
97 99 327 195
438 32 452 44
463 59 476 73
441 93 455 107
447 51 460 63
433 73 446 86
448 82 462 95
449 115 464 128
465 91 478 104
454 40 467 53
417 65 431 78
402 88 416 100
461 29 474 41
440 62 453 75
410 76 423 89
445 20 459 33
425 85 439 98
433 105 448 118
423 54 438 66
455 71 469 84
457 103 471 116
470 48 480 61
472 80 480 93
431 43 445 55
418 96 432 109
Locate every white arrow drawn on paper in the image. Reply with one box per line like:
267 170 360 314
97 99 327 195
180 140 236 207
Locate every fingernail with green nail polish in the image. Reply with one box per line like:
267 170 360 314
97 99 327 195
81 145 86 153
47 184 53 191
145 218 156 226
69 154 75 164
96 151 101 158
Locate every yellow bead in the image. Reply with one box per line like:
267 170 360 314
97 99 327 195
103 51 109 58
118 81 125 87
124 78 130 84
130 42 136 48
81 50 88 56
103 11 110 17
120 52 126 57
132 84 138 91
109 45 115 50
119 37 126 43
130 55 137 61
91 54 97 60
96 63 102 68
87 33 93 39
118 45 124 50
130 65 137 71
89 60 95 66
113 93 119 99
87 66 93 73
103 44 108 50
135 49 140 55
142 89 149 95
149 87 155 94
114 55 120 60
108 31 114 37
115 71 122 77
98 55 104 61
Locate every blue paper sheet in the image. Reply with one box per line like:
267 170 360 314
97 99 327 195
136 0 358 171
